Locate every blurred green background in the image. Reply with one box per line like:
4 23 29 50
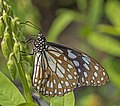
0 0 120 106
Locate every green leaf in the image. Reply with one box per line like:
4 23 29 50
76 0 87 11
47 9 75 42
105 0 120 27
0 71 26 106
18 102 38 106
88 32 120 56
97 24 120 36
87 0 104 28
50 92 75 106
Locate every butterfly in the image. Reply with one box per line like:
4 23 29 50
32 33 109 97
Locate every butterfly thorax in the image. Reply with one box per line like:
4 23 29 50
33 33 48 53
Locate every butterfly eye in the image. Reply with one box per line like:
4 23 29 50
32 35 109 96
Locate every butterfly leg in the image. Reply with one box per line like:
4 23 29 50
21 37 34 44
20 49 35 56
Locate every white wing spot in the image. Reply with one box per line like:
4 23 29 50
36 66 40 78
53 79 56 84
58 92 62 95
50 82 53 88
101 77 104 81
68 64 73 69
82 77 84 82
78 82 80 86
64 56 67 61
82 53 88 57
58 83 62 88
92 76 95 80
97 81 100 83
56 68 64 78
73 60 79 67
94 72 98 77
54 89 57 93
84 71 88 77
40 88 42 91
47 81 50 87
50 92 52 94
68 74 72 79
74 76 77 79
94 65 99 70
83 63 90 70
50 51 61 57
103 72 106 76
47 54 56 72
41 79 46 84
82 57 90 64
58 63 65 74
61 81 64 83
37 86 40 90
68 50 77 59
64 89 66 93
38 80 41 84
66 77 69 80
74 72 77 75
72 82 76 85
34 79 37 82
46 91 49 94
58 59 62 63
48 46 57 51
91 80 93 83
34 83 37 87
67 68 70 72
65 81 69 86
78 69 81 73
67 89 70 91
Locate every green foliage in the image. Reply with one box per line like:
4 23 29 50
105 0 120 27
0 71 26 106
0 0 120 106
9 0 40 35
47 9 76 42
88 32 120 56
18 102 38 106
50 92 75 106
0 0 34 105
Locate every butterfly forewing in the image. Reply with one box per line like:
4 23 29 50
48 42 109 87
32 45 78 96
32 34 109 97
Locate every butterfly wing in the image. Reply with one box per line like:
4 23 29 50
32 45 78 96
48 42 109 87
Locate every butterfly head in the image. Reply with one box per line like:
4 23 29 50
34 33 48 52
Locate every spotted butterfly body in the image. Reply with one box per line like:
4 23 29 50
32 33 109 96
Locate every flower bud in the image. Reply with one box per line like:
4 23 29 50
2 11 11 26
11 17 20 34
0 17 5 38
1 39 11 59
13 41 20 62
1 29 12 58
7 53 16 80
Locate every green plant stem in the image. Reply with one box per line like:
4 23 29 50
13 54 33 102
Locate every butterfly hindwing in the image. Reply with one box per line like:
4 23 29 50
48 42 109 87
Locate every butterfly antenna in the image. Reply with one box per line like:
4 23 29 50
20 21 42 33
